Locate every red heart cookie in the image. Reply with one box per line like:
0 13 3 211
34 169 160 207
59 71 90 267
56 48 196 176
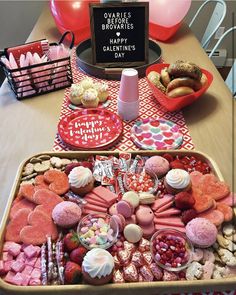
20 210 58 245
192 187 214 213
35 175 49 190
19 184 35 202
10 198 36 219
5 208 31 243
44 169 69 195
33 188 63 216
198 174 230 200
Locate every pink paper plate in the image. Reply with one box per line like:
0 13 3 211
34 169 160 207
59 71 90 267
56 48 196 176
130 118 183 150
58 109 123 150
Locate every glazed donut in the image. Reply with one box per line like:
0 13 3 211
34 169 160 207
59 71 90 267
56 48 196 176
160 67 171 87
167 86 194 98
168 61 202 81
167 77 202 93
200 73 208 87
147 71 166 93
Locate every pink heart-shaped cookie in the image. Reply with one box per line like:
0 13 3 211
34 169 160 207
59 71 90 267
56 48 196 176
44 169 69 195
20 210 58 245
5 208 31 243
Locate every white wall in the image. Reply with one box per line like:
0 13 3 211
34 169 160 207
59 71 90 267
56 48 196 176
0 0 45 49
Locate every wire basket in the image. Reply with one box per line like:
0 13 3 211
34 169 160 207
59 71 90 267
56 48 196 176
0 31 74 100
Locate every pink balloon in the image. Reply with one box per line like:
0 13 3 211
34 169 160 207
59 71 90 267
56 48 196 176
149 0 191 27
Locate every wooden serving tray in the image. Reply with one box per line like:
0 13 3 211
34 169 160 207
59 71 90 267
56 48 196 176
76 39 162 80
0 150 235 295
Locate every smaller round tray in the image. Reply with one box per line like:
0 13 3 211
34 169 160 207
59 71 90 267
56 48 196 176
76 39 162 80
58 109 123 150
130 118 183 150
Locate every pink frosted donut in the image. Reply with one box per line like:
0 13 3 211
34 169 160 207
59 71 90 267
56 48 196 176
145 156 170 177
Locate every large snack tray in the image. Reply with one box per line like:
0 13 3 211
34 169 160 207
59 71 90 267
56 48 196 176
0 150 235 295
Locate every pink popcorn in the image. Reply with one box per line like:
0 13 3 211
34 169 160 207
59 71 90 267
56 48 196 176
23 245 38 258
16 252 26 263
11 260 25 273
25 256 37 267
4 260 14 272
11 273 24 286
3 242 21 257
4 271 15 284
29 278 41 286
31 268 41 279
0 260 6 275
20 274 31 286
34 258 41 269
21 265 33 276
2 252 13 262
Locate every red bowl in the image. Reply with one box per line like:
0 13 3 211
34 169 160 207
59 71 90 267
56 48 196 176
149 22 182 41
146 63 213 112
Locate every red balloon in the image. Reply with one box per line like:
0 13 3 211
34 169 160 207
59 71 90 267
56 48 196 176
50 0 99 45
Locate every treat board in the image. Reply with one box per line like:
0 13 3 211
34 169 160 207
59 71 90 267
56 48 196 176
0 150 235 295
90 2 149 67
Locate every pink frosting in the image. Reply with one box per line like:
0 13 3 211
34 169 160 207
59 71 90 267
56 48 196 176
145 156 169 177
186 217 217 248
52 201 82 228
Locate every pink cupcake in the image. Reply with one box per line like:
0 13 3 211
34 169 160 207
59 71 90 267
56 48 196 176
68 166 94 196
82 248 114 285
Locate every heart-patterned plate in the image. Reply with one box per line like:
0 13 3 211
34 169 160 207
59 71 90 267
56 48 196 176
130 118 183 150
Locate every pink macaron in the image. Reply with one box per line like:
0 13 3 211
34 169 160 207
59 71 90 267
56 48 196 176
136 205 154 225
139 222 155 238
116 200 134 218
111 214 126 232
109 203 118 216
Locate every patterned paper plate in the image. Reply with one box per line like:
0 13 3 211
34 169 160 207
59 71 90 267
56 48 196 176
130 118 183 150
58 109 123 150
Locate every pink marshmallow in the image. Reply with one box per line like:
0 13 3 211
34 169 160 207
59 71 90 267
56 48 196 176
23 245 38 258
4 271 16 284
3 242 21 257
31 268 41 279
2 252 13 262
25 256 37 267
16 252 26 263
34 258 41 269
11 260 25 273
29 278 41 286
4 260 14 272
21 265 33 276
11 273 24 286
20 274 31 286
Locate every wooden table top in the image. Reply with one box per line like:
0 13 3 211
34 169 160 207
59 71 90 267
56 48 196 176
0 5 234 224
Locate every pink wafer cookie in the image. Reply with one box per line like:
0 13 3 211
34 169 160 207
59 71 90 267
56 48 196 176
84 193 108 205
83 197 109 208
151 195 174 211
154 208 181 218
92 186 118 205
154 217 185 227
83 203 107 213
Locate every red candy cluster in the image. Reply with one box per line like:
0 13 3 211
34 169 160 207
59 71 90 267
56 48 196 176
152 233 189 269
125 172 155 193
163 154 211 174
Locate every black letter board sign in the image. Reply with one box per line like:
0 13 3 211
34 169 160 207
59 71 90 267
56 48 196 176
90 2 149 67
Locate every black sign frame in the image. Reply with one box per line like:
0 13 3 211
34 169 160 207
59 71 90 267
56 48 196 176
90 2 149 67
